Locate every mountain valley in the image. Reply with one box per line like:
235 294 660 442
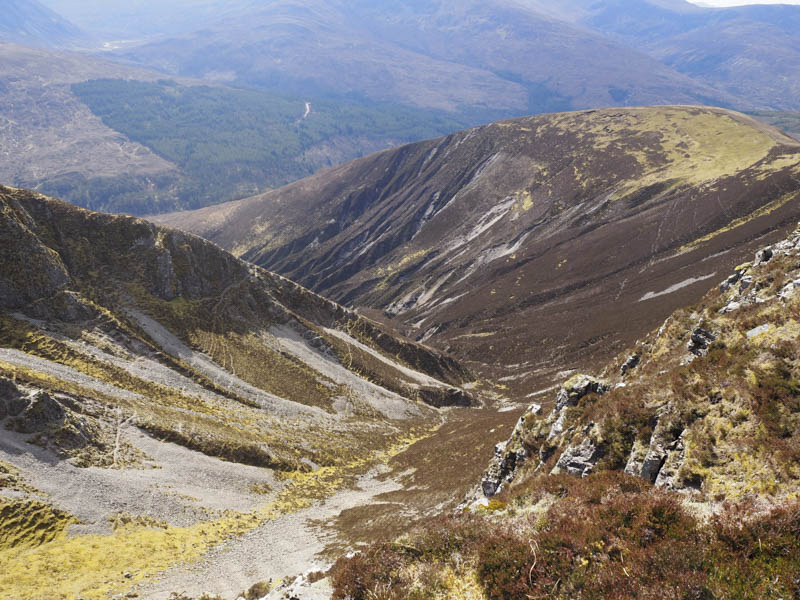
3 1 800 598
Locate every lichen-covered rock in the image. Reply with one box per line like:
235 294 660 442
620 353 641 376
12 391 65 434
481 440 527 497
555 374 610 411
687 328 716 356
552 436 603 477
654 432 689 490
464 403 542 505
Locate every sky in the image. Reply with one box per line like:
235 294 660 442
689 0 800 5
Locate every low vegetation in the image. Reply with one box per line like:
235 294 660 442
331 473 800 600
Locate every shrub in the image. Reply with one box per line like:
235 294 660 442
475 533 534 600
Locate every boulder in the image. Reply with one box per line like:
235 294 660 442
13 391 65 433
0 377 28 418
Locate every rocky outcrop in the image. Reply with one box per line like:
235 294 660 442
467 374 611 506
620 353 640 376
0 377 28 420
555 375 610 412
463 403 542 506
687 328 716 357
624 411 685 485
11 391 66 434
553 434 603 478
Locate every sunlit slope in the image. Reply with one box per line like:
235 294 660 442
0 185 469 599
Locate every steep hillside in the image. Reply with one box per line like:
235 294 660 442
322 223 800 600
159 106 800 397
118 0 742 116
0 0 87 49
0 186 470 599
753 110 800 141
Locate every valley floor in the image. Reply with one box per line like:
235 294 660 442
0 404 520 599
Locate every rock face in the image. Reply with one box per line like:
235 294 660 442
467 374 613 505
553 435 603 477
464 403 542 505
555 375 610 412
687 328 716 357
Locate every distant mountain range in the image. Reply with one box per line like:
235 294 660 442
158 107 800 395
117 0 743 116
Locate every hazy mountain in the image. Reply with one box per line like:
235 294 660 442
39 0 255 40
0 43 185 213
0 42 474 214
158 107 800 396
117 0 744 116
529 0 800 110
0 0 88 48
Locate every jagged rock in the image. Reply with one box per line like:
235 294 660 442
552 436 603 477
547 410 569 441
719 264 749 292
718 300 742 314
480 439 528 498
620 354 641 376
548 374 609 440
624 412 687 486
687 328 716 356
739 275 754 294
753 247 773 267
0 377 28 418
623 438 649 477
12 391 65 434
465 402 543 504
555 374 609 411
654 432 689 490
